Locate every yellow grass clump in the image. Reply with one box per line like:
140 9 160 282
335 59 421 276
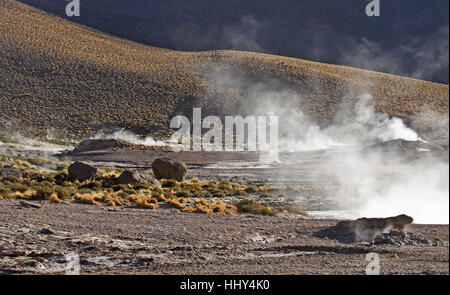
136 197 158 209
74 193 101 205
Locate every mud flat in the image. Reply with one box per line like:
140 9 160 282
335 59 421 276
0 199 448 275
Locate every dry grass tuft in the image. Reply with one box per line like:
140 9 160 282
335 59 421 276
235 199 278 216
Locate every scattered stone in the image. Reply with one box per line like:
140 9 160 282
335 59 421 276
39 228 55 235
19 200 42 209
152 158 187 181
73 139 133 152
68 161 97 182
117 170 161 187
371 230 445 247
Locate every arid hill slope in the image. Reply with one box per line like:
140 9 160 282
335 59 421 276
0 0 448 138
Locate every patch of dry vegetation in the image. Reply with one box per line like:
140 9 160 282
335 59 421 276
0 0 447 138
0 163 305 216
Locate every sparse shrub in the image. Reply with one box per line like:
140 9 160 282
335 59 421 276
235 199 278 216
53 173 69 185
78 188 94 195
0 185 12 197
218 181 233 191
112 184 127 192
232 189 246 196
201 183 217 191
8 182 28 193
82 181 102 190
2 176 19 183
133 182 150 190
74 193 100 205
33 186 54 199
56 186 76 199
244 186 259 193
49 194 62 204
212 192 226 198
55 163 68 171
136 197 157 209
27 158 50 167
162 179 179 189
124 189 137 195
176 190 192 198
117 191 129 198
277 204 309 217
260 193 275 198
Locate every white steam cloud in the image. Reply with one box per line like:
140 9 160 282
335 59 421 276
210 68 448 224
249 91 419 152
91 129 167 146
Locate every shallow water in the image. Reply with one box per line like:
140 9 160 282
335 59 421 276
196 149 352 218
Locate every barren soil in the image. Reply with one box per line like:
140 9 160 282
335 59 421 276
0 199 448 275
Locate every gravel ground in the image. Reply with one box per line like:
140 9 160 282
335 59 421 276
0 199 448 275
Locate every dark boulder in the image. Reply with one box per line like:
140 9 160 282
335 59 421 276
152 158 187 181
68 161 97 182
117 170 161 187
335 214 414 242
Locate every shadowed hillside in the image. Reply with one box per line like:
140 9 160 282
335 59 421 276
0 0 448 139
17 0 450 84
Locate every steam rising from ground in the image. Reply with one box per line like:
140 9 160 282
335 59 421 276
92 129 166 146
270 97 447 223
256 95 447 223
0 132 69 153
252 93 418 152
330 148 449 224
210 68 448 224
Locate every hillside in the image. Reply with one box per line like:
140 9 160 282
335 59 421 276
0 0 448 139
17 0 450 83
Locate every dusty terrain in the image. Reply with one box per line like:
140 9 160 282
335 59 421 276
0 199 447 275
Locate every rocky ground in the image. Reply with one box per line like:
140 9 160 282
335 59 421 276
0 199 448 275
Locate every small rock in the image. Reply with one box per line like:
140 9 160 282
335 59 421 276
20 200 42 209
39 228 55 235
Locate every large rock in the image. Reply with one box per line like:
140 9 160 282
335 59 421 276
68 161 97 182
73 139 133 152
152 158 187 181
0 166 28 179
335 214 414 242
117 170 161 187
